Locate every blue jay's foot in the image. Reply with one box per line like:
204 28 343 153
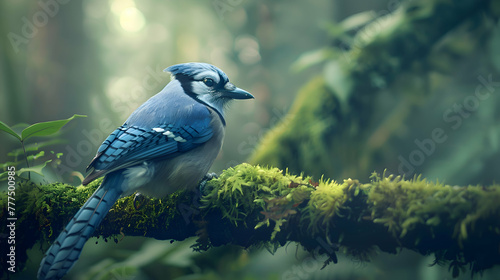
133 192 147 210
199 172 218 194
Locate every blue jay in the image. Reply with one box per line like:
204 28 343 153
38 63 254 280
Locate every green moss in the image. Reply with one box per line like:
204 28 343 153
36 179 102 239
101 187 183 240
6 178 183 244
201 163 315 240
364 172 500 245
304 178 358 236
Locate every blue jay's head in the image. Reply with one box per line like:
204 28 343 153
165 63 254 118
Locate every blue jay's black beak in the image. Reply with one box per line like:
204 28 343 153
223 83 254 100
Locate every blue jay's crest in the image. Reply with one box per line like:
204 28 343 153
38 62 253 280
166 62 229 84
165 62 254 121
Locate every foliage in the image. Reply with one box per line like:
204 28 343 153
0 115 86 181
251 0 500 186
0 114 86 142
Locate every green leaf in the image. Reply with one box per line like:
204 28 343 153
11 123 31 131
0 120 22 141
323 61 353 105
21 114 86 141
2 151 46 169
291 48 336 73
339 11 377 31
1 161 20 169
30 150 45 160
16 160 52 177
7 139 67 157
0 171 10 181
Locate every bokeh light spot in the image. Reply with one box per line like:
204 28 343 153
119 7 145 32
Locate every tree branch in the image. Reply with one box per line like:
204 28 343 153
249 0 495 178
2 164 499 277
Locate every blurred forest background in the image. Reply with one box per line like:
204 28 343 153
1 0 500 279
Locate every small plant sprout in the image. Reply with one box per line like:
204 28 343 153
0 114 86 180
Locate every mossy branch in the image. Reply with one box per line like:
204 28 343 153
1 164 500 277
249 0 495 178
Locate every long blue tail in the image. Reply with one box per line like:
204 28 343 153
38 172 124 280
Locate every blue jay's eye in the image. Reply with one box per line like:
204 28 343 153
203 78 215 87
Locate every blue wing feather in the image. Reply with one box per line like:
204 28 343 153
83 108 213 185
97 127 126 153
